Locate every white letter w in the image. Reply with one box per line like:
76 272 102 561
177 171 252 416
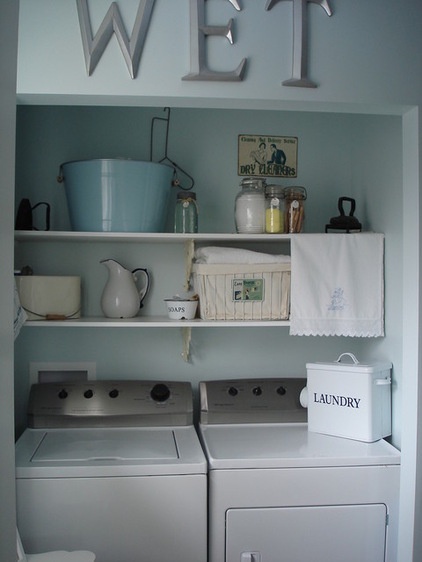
76 0 156 78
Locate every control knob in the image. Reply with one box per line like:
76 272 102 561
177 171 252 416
84 389 94 399
58 389 68 400
228 386 238 397
150 383 170 403
109 389 119 399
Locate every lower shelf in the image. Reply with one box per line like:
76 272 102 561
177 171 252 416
23 316 291 328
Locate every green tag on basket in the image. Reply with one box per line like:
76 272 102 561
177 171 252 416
232 278 264 302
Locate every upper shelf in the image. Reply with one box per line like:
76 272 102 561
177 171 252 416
14 231 292 243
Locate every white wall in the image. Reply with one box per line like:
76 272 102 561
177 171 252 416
0 1 19 560
398 106 422 562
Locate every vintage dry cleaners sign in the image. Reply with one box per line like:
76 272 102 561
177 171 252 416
77 0 333 87
238 134 298 178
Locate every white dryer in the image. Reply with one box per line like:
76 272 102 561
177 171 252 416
199 378 400 562
16 380 207 562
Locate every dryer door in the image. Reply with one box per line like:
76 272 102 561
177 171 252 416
226 504 387 562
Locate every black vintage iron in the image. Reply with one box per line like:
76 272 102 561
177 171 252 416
325 196 362 233
15 198 50 231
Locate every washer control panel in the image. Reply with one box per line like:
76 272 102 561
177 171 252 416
200 378 307 424
28 380 193 428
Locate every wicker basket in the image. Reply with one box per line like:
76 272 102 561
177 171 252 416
192 263 290 320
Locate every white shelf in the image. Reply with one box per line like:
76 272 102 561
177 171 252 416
14 231 292 243
23 316 290 328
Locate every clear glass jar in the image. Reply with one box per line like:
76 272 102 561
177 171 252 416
174 191 198 233
234 178 266 234
284 186 307 233
265 184 285 233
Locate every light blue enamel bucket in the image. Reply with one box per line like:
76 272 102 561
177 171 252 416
59 159 174 232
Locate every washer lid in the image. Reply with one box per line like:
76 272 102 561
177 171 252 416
15 426 207 477
32 429 178 462
199 423 400 469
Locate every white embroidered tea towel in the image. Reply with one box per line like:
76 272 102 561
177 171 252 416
290 233 384 337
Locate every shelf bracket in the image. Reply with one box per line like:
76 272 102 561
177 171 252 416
181 326 192 362
182 240 194 361
184 238 195 291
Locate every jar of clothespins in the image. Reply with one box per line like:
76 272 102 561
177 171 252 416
284 186 307 233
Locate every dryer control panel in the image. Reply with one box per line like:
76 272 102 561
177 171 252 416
200 378 307 424
28 380 193 428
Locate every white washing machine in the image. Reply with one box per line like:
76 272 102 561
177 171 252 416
15 380 207 562
199 378 401 562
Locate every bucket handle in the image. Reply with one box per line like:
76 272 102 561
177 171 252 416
336 352 359 365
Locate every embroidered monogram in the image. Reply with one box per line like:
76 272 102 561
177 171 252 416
328 287 346 311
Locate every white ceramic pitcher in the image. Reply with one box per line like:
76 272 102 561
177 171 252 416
100 259 150 318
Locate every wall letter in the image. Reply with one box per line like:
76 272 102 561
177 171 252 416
183 0 247 82
77 0 156 78
265 0 332 88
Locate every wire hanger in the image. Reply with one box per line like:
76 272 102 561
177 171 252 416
149 107 195 191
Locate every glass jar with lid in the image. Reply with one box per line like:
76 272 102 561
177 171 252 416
284 186 307 233
234 177 266 234
265 184 285 233
174 191 198 233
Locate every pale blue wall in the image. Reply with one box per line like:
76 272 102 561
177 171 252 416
17 0 422 109
14 106 402 439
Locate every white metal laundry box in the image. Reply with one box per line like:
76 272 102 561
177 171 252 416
304 353 392 442
191 263 290 320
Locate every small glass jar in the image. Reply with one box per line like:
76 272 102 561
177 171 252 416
265 184 285 233
234 177 266 234
284 186 307 233
174 191 198 233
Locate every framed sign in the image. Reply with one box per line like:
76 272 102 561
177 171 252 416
238 134 298 178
